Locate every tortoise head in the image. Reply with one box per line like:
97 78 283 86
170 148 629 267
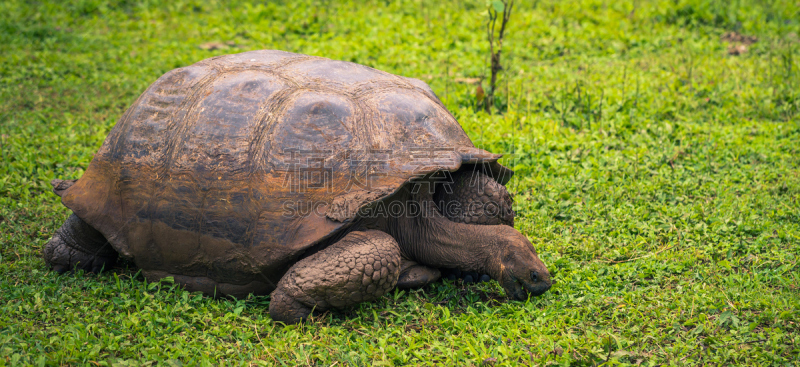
488 225 552 300
398 170 552 301
433 169 552 300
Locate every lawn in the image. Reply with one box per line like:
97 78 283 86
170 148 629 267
1 0 799 365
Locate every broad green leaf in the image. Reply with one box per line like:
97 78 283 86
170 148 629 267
492 0 504 13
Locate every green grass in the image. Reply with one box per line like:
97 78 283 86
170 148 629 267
1 0 799 365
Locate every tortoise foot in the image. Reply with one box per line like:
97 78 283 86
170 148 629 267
442 268 492 284
43 213 117 274
396 260 441 289
269 288 315 324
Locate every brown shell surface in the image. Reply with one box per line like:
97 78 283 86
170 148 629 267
60 50 507 293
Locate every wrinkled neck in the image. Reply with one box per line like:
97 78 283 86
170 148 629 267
385 188 503 277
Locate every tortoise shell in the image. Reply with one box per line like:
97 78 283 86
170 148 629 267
59 50 511 295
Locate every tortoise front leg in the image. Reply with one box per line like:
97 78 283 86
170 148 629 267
269 230 402 324
43 213 118 273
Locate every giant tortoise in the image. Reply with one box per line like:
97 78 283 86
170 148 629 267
44 50 551 324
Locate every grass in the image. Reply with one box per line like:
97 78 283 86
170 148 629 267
1 0 799 365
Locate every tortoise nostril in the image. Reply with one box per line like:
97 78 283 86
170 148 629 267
530 271 539 282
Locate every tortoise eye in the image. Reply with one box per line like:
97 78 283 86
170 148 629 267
530 271 539 282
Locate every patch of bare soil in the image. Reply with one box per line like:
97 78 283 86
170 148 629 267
721 31 758 56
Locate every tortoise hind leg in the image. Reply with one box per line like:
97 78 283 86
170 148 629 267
43 213 118 274
269 230 402 324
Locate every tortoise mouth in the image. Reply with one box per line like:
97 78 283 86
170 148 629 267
501 269 552 301
505 275 528 301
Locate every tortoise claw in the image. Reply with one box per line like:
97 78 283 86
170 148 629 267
442 269 492 284
52 265 67 274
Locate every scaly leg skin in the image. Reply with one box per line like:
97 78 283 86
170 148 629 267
43 213 118 274
396 259 441 289
269 230 402 324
